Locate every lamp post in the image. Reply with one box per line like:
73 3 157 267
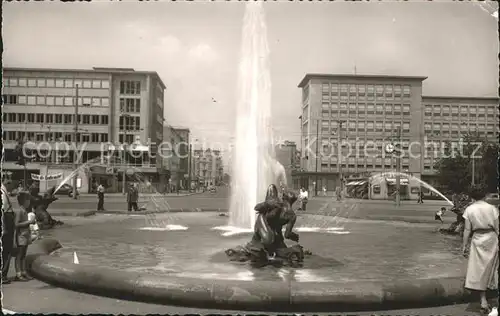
337 120 346 192
72 84 79 199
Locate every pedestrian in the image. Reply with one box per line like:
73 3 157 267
462 187 499 314
2 176 15 284
12 192 37 282
323 185 327 197
97 183 105 211
298 187 308 211
435 207 446 231
418 190 424 204
336 186 342 201
127 183 139 212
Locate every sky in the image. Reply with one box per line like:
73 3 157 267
3 1 498 166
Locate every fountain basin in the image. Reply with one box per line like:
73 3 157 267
26 212 475 311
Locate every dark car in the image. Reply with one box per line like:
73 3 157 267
55 183 79 197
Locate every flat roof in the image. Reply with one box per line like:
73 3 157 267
298 73 428 87
3 66 166 90
422 95 499 102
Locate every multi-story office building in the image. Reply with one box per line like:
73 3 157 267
296 74 426 198
162 126 190 191
296 73 499 199
192 148 223 187
421 96 499 185
2 67 166 193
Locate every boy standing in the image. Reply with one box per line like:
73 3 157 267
13 192 36 281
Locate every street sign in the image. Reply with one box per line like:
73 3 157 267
106 167 114 174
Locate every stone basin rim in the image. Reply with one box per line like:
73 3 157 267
27 241 477 313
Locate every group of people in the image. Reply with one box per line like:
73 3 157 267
94 182 140 212
1 175 40 284
435 187 499 315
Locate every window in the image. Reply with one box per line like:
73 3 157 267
17 95 25 103
8 78 18 86
100 115 109 125
18 113 26 123
83 80 91 88
2 95 18 104
403 85 411 97
82 115 90 124
322 83 330 93
385 85 393 99
100 133 109 142
7 113 16 122
82 97 91 106
27 113 35 123
120 98 141 112
101 98 109 107
74 79 83 87
120 81 141 95
91 115 99 124
64 114 73 124
46 96 54 105
36 114 44 123
373 185 381 194
36 96 45 105
37 79 46 87
46 79 55 87
27 96 36 105
64 97 73 106
64 79 73 88
81 134 90 143
91 98 101 106
402 104 410 114
55 114 62 123
376 104 383 114
28 79 37 87
101 80 110 89
18 78 27 87
55 79 64 88
375 85 384 97
92 80 101 89
46 114 54 124
65 134 72 142
91 133 100 142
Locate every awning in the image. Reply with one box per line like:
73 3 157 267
386 178 409 185
346 181 367 186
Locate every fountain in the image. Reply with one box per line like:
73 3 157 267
228 1 282 230
26 3 475 312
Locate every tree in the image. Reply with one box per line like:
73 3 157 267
434 134 499 193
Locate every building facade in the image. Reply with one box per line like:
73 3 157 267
296 73 499 199
2 67 166 193
421 96 499 186
274 141 299 189
192 148 223 187
162 126 190 191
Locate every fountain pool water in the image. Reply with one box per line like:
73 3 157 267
45 212 466 282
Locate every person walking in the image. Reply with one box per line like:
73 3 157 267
96 183 105 211
1 177 15 284
127 183 139 212
462 187 499 314
322 185 327 197
298 188 308 211
417 190 424 204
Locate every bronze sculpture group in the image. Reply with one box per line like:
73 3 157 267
225 184 309 268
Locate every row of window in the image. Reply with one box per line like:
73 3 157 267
119 115 141 131
3 130 109 143
424 111 494 120
322 83 412 97
3 94 110 107
423 122 497 131
2 112 109 125
424 104 497 114
3 77 110 89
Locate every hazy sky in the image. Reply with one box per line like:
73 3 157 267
4 1 498 164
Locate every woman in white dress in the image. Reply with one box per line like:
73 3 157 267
462 187 499 314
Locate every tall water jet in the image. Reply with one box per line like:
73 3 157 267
229 2 279 229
